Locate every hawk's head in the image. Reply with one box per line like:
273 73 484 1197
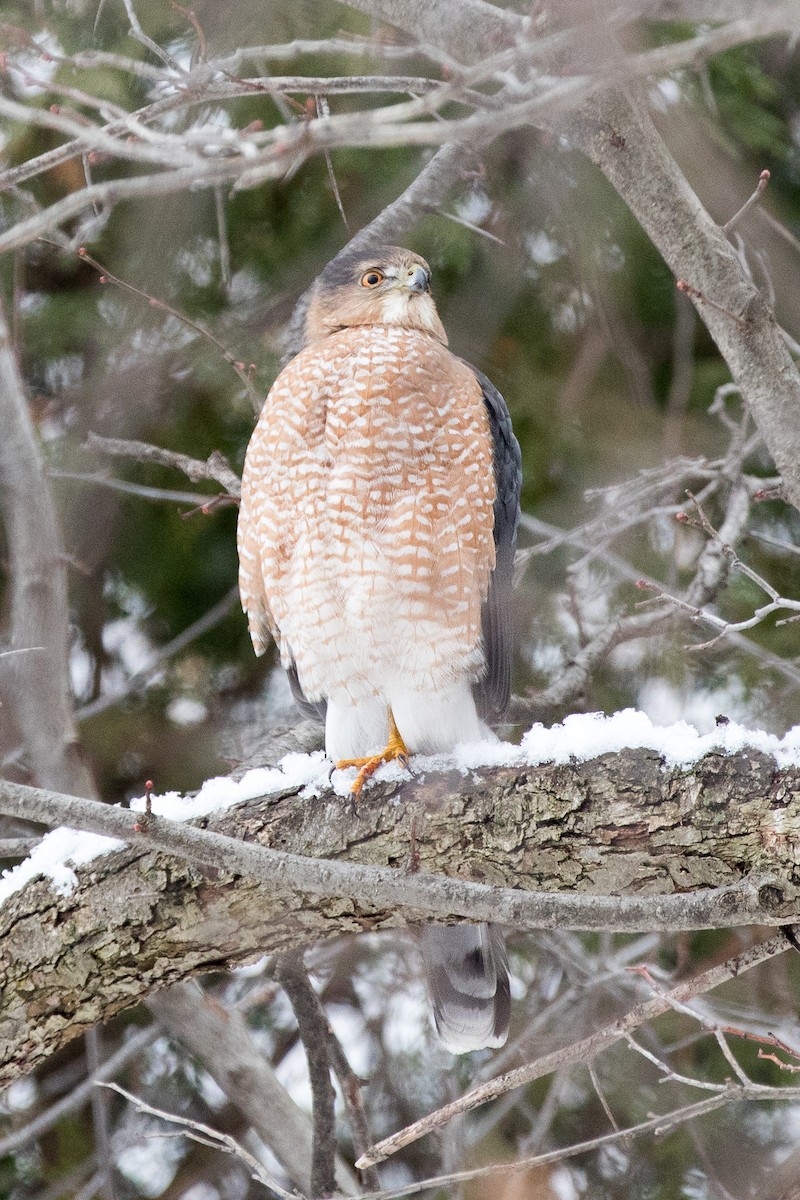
303 245 447 347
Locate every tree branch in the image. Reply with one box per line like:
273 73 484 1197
336 0 800 516
274 955 338 1198
354 1082 800 1199
2 746 800 1085
564 88 800 515
83 433 241 497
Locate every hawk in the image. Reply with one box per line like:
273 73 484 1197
238 245 521 1052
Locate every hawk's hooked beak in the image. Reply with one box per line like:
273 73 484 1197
401 264 430 294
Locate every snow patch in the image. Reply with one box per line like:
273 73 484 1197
0 827 125 905
521 709 792 770
0 752 330 905
127 750 331 821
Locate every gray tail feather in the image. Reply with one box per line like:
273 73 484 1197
420 923 510 1054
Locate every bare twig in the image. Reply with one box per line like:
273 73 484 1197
83 433 241 497
50 470 211 507
723 169 771 235
317 96 350 231
75 248 259 406
97 1082 294 1199
77 586 239 720
355 1086 800 1200
121 0 186 73
0 1025 156 1158
588 1063 621 1133
639 490 800 652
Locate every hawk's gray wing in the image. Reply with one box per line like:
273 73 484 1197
466 365 522 723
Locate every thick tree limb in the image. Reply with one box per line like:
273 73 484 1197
2 748 800 1086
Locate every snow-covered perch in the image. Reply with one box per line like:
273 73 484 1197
2 709 800 1085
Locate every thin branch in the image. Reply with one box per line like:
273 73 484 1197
587 1063 620 1133
317 97 349 231
516 468 756 719
50 470 211 507
0 1025 156 1157
214 186 231 288
638 489 800 652
77 586 239 720
75 248 259 406
724 169 771 235
355 1086 800 1200
436 206 505 244
121 0 186 73
714 1029 752 1086
623 1033 729 1092
97 1082 294 1199
83 433 241 497
206 37 456 72
2 18 795 255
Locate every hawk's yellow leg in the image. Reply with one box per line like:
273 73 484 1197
336 709 409 795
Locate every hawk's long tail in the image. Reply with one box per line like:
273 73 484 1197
419 923 510 1054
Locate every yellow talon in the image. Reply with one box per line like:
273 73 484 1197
336 711 409 795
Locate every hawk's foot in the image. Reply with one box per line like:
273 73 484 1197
336 713 409 796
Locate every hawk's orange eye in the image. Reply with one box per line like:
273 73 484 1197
360 270 384 288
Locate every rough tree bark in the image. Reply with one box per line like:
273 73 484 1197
2 747 799 1087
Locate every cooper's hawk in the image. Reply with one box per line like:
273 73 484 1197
238 245 521 1052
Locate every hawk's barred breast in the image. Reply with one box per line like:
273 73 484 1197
238 324 496 704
